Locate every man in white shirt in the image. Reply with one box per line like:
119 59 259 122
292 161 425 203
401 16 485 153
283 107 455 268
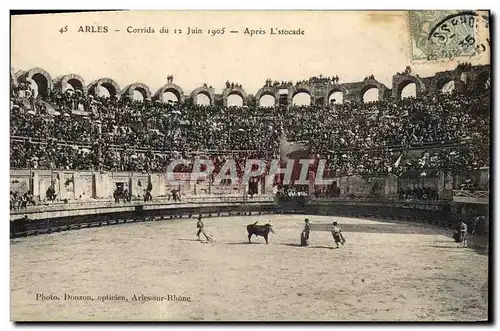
331 221 345 249
460 221 468 248
196 216 213 242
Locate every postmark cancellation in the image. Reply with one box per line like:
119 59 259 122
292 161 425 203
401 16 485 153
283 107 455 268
409 10 489 62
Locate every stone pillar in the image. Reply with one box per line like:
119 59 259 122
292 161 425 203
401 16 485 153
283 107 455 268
159 173 166 197
130 174 140 198
438 171 453 200
73 172 82 200
192 179 197 196
149 173 161 197
31 170 39 198
128 175 136 197
55 171 65 200
264 175 275 195
437 171 445 199
479 168 489 189
94 172 112 199
38 174 48 202
107 173 115 198
94 173 101 198
308 170 315 195
384 174 398 198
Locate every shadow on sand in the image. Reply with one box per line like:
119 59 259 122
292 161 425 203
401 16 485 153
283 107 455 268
428 245 462 249
433 240 456 243
225 241 263 245
279 243 302 248
279 243 334 249
176 239 200 242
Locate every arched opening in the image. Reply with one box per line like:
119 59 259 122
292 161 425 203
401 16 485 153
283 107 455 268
63 86 75 94
88 79 120 99
400 83 417 99
362 87 379 103
96 85 111 98
292 92 311 106
259 94 275 107
196 93 211 106
329 91 343 104
133 90 144 102
31 73 49 98
227 93 243 107
441 80 455 94
162 91 179 103
67 78 83 92
475 72 490 91
28 80 39 98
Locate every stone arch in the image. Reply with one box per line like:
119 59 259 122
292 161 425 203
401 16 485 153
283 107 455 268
255 86 279 107
474 69 490 91
435 77 454 91
290 84 313 105
154 83 185 103
190 86 214 106
392 75 426 99
10 67 15 87
87 78 121 99
222 86 248 106
18 68 53 98
429 71 458 94
436 77 456 94
325 84 348 105
359 79 387 102
122 83 152 101
15 70 26 82
53 74 87 94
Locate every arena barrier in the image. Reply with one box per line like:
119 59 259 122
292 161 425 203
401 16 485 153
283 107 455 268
11 196 488 253
10 195 276 238
305 197 459 227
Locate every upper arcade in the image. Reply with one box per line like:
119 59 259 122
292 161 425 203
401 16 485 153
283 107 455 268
11 64 490 108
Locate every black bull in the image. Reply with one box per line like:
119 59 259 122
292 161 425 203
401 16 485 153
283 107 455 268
247 222 276 244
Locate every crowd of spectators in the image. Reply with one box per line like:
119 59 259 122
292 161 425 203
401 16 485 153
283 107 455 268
288 89 488 177
398 187 440 201
10 191 36 210
276 185 309 197
10 72 490 183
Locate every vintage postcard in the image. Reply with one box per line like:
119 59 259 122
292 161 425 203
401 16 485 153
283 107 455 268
9 10 490 322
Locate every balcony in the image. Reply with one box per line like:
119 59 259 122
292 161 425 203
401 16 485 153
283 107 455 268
452 190 489 205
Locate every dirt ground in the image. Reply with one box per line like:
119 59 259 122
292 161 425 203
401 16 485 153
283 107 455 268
10 214 489 321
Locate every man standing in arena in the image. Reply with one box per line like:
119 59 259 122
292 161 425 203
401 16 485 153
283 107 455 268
301 218 311 246
331 221 345 248
459 220 468 248
196 216 213 242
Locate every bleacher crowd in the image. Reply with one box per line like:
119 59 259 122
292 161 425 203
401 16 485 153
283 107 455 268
10 71 489 182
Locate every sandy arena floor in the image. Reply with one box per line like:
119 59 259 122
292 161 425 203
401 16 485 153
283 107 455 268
10 214 489 321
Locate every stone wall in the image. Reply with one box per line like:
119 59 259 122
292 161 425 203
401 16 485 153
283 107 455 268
10 170 248 202
11 166 478 203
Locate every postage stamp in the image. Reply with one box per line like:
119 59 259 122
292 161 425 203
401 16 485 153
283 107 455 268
409 10 486 61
